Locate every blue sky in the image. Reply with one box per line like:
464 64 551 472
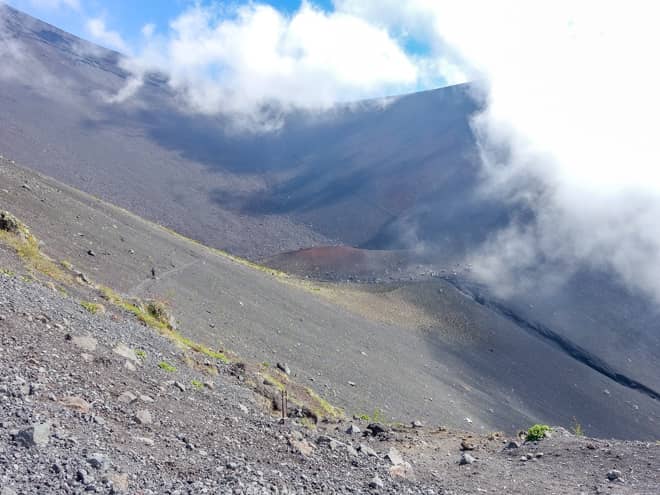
6 1 353 49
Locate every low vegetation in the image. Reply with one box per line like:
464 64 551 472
572 417 584 437
191 379 203 390
526 424 551 441
0 213 73 285
158 361 177 373
356 408 385 423
80 301 105 314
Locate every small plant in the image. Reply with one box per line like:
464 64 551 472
61 260 73 270
372 408 384 423
357 413 370 421
81 301 105 314
0 268 15 277
158 361 177 373
572 417 584 437
262 361 270 368
134 349 147 361
191 379 203 390
526 424 551 441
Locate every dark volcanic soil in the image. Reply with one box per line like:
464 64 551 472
2 156 660 442
1 264 659 494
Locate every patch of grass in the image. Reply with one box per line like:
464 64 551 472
134 349 147 361
355 408 384 423
0 217 73 285
158 361 177 373
526 424 551 441
80 301 104 314
300 417 316 429
306 387 344 420
191 379 203 390
572 417 584 437
0 267 15 277
262 361 270 368
262 372 286 391
101 289 230 364
99 286 122 304
60 260 73 270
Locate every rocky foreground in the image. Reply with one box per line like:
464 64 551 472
0 271 658 494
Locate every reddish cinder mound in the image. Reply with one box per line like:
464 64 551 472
264 245 409 281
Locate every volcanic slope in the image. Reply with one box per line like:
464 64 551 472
0 3 492 260
3 4 657 403
1 156 659 440
2 273 659 494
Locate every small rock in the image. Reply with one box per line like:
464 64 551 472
113 344 138 363
134 410 152 425
505 440 520 449
134 436 155 446
226 461 239 470
289 438 314 456
108 473 129 493
87 453 109 471
71 336 97 352
87 250 96 257
76 469 93 484
15 423 50 447
607 469 622 481
139 394 154 403
520 456 528 462
359 443 377 457
238 404 249 414
367 423 388 435
60 396 92 413
411 420 424 428
460 439 475 451
124 360 136 372
459 453 476 465
345 424 361 435
535 452 544 458
329 439 344 451
348 381 356 387
389 461 415 480
369 476 384 489
118 392 138 404
277 362 291 375
174 381 186 392
386 447 405 466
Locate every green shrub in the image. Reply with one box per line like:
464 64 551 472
526 424 551 441
158 361 177 373
81 301 105 314
134 349 147 361
191 379 203 390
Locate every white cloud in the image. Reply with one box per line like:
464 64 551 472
141 22 155 38
85 17 128 53
113 1 427 128
340 1 660 301
24 0 80 10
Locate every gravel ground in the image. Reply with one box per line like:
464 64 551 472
1 271 659 494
